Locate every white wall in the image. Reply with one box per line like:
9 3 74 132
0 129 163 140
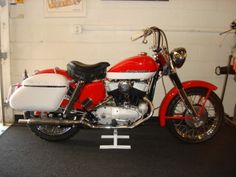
10 0 236 116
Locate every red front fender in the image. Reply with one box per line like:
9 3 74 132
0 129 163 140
159 80 217 127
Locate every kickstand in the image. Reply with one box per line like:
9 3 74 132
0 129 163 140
100 129 131 149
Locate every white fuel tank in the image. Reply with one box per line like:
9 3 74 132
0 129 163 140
9 74 69 112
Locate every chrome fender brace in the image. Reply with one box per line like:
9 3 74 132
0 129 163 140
63 80 85 117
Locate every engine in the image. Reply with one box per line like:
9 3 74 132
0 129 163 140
93 80 150 126
106 80 149 106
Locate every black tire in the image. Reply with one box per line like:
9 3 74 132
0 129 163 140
166 87 224 143
24 112 79 142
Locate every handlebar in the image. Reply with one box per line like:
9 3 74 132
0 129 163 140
219 19 236 35
131 26 169 51
131 31 145 41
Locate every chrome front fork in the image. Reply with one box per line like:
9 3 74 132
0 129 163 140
169 72 203 127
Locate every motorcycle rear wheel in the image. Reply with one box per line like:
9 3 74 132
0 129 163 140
24 111 80 142
167 87 224 143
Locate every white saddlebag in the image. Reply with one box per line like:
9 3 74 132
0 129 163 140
9 74 69 111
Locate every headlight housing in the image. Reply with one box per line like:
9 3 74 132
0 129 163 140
170 47 187 68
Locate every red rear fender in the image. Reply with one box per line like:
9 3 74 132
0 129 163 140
159 80 217 127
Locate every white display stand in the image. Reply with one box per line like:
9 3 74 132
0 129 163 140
100 129 131 150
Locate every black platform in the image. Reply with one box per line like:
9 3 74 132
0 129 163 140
0 121 236 177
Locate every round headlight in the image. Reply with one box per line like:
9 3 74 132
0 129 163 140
170 47 187 68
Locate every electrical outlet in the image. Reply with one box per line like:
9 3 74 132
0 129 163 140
72 24 82 34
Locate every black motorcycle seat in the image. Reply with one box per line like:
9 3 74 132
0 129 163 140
70 61 110 72
67 61 110 82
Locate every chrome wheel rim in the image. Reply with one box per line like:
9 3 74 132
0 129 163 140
37 125 72 136
35 112 73 136
172 94 219 141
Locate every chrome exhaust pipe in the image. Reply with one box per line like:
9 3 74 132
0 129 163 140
18 118 126 128
130 97 154 128
18 118 83 126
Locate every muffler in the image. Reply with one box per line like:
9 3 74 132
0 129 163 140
18 118 83 126
18 118 98 128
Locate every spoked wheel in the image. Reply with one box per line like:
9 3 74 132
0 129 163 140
24 111 79 142
167 87 224 143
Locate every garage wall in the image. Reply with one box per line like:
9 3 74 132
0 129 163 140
10 0 236 116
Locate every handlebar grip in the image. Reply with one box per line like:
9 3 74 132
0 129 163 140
131 27 155 41
219 29 233 35
131 32 145 41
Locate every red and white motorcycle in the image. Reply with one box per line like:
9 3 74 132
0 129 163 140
9 27 224 143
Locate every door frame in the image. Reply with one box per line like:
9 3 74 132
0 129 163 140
0 0 13 125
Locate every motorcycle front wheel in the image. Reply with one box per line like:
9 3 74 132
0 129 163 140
24 111 80 142
167 87 224 143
